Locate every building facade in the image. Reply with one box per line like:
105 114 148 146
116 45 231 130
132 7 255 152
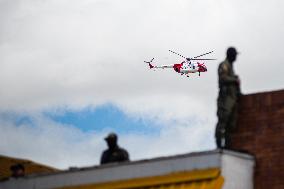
0 150 254 189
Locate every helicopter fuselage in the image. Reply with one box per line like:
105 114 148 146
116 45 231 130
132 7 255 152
145 50 213 77
174 61 207 75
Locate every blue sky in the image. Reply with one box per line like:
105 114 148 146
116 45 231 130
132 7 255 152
45 105 161 134
0 105 162 134
0 0 283 169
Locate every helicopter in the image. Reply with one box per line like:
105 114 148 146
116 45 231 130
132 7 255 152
144 50 216 77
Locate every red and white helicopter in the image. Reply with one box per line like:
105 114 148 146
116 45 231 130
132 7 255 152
145 50 216 77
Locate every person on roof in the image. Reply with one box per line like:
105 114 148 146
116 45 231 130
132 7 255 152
100 132 129 164
10 164 25 178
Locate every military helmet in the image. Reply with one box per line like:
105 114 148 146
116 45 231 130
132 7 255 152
226 47 238 57
104 132 117 141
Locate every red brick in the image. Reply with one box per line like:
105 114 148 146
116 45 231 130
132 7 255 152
230 89 284 189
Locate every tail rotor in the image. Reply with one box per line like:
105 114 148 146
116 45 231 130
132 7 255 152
144 58 155 69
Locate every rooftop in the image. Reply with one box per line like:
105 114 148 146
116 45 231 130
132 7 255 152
0 149 255 189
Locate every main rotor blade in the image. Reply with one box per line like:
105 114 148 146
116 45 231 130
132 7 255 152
169 50 187 59
193 51 214 58
189 58 216 60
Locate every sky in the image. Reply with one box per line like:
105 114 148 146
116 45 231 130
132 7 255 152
0 0 284 169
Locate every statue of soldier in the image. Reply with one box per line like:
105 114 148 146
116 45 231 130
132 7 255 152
215 47 241 149
100 132 129 164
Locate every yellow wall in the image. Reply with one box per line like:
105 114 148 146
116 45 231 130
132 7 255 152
59 168 224 189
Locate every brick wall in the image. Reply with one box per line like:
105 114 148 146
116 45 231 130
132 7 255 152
230 89 284 189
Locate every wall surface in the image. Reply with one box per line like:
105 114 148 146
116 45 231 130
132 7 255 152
230 89 284 189
0 151 222 189
221 151 254 189
0 150 254 189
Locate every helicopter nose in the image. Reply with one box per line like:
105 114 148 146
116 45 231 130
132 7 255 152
201 63 207 71
198 64 207 72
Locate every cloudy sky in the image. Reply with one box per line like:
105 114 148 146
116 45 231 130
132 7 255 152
0 0 283 169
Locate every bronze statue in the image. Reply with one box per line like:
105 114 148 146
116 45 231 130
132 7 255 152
215 47 241 149
100 133 129 164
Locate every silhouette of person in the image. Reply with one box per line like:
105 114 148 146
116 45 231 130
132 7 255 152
10 164 25 178
215 47 241 149
100 132 129 164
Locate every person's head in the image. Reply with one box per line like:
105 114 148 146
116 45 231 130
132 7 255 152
226 47 238 63
104 132 118 149
10 164 25 178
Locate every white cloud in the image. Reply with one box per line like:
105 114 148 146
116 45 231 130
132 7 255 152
0 114 103 168
0 113 214 169
0 0 283 111
0 0 283 168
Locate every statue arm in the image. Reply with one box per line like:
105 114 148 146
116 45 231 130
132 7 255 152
122 149 130 161
100 151 107 164
219 64 239 85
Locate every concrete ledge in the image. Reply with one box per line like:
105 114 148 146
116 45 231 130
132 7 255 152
0 150 255 189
